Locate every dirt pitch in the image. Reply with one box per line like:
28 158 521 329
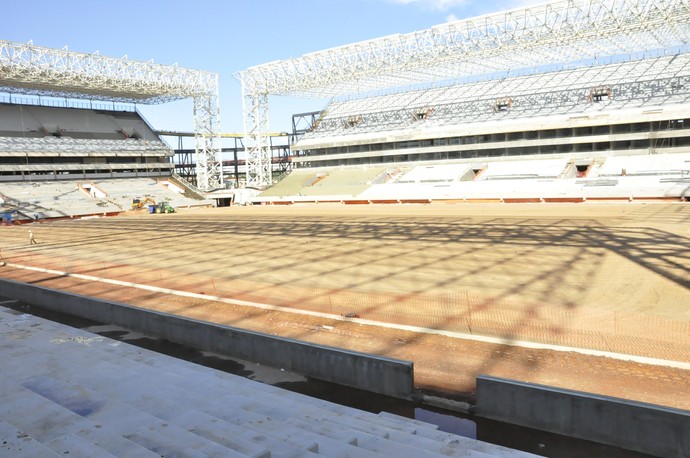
1 202 689 409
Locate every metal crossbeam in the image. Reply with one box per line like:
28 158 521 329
242 89 271 188
0 40 222 191
311 74 690 134
239 0 690 99
236 0 690 187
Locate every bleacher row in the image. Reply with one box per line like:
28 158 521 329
258 153 690 202
0 103 174 171
303 54 690 138
0 178 212 220
0 104 182 205
1 305 536 457
0 137 172 155
0 103 162 142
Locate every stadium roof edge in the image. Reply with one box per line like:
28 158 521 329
0 39 218 104
0 39 223 190
237 0 690 99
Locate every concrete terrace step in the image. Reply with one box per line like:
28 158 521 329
170 411 272 458
288 416 439 458
0 303 537 457
235 417 373 458
0 379 134 457
83 402 236 458
0 419 63 458
194 403 326 458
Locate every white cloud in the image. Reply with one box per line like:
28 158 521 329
385 0 469 11
385 0 549 14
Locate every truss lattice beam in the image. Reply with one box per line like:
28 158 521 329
193 81 223 191
0 40 215 103
238 0 690 99
0 40 223 191
242 87 271 188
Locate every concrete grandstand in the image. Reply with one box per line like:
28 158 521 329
0 103 213 221
0 40 218 222
237 0 690 204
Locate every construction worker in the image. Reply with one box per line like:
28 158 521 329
28 229 38 245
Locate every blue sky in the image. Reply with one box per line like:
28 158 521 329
2 0 539 138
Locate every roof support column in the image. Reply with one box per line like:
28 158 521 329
242 83 271 188
193 86 223 191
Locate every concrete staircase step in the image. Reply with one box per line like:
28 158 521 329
123 427 232 458
80 358 516 453
385 429 508 457
198 409 322 458
0 381 149 457
0 303 539 458
0 379 94 443
291 416 446 458
296 409 417 439
286 417 397 458
412 428 533 457
169 410 271 458
0 419 63 458
86 402 241 457
44 433 119 458
239 417 381 458
378 410 440 432
467 451 501 457
72 426 164 458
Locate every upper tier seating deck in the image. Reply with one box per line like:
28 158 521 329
0 104 174 182
0 104 162 141
0 136 172 155
301 54 690 140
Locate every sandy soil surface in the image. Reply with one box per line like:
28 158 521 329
1 202 689 409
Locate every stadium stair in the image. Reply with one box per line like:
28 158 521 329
0 304 537 457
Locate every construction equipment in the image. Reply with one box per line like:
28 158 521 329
159 202 175 213
131 197 156 210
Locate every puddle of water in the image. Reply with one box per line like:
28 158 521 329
415 408 477 438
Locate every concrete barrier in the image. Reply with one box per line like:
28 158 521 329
0 278 414 399
476 375 690 457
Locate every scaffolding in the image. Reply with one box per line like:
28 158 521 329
236 0 690 187
0 40 222 191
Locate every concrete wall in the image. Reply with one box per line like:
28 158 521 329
0 278 414 399
476 375 690 457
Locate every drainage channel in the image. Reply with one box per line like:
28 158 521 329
5 300 652 458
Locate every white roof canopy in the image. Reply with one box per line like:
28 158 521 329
0 40 223 191
0 40 216 103
237 0 690 98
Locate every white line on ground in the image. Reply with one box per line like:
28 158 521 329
6 262 690 371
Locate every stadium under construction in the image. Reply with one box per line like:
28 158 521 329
1 1 689 456
237 0 690 204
